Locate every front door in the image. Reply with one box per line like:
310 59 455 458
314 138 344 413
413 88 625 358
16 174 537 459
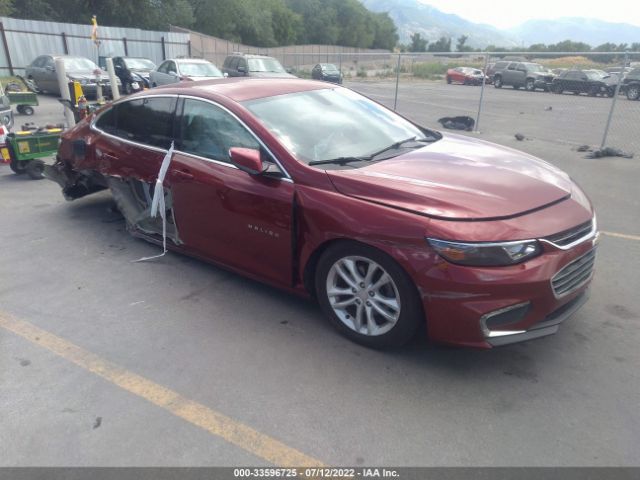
167 98 295 287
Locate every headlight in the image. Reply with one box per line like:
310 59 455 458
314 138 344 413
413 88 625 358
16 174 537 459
427 238 541 266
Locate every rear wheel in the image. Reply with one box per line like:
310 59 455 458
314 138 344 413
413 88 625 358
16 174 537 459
446 75 452 84
494 76 502 88
26 159 45 180
315 242 423 349
9 159 28 174
626 84 640 100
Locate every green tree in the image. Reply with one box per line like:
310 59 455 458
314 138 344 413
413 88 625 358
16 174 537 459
428 36 451 52
456 34 472 52
371 12 397 50
409 33 427 52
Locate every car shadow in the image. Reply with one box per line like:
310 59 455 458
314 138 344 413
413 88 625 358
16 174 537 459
59 191 572 385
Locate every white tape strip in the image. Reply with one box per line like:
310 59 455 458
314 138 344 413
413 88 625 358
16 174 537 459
135 141 174 262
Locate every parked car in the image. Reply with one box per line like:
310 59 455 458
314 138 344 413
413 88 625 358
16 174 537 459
445 67 486 85
25 55 120 97
485 60 510 82
222 53 296 78
45 79 597 349
112 56 156 94
551 69 615 96
311 63 342 84
622 67 640 100
150 58 223 87
493 62 555 91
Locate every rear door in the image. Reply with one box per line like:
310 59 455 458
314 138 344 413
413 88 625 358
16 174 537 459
167 97 295 287
91 95 177 181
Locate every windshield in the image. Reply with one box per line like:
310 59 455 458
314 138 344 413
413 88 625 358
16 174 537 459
63 57 98 71
244 88 433 165
322 64 339 72
179 62 222 77
124 58 156 70
248 58 285 73
528 64 546 72
585 71 604 80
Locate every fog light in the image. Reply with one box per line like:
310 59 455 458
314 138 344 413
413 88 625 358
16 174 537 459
480 302 531 337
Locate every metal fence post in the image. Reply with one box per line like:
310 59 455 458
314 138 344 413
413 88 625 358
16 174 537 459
0 22 14 76
161 36 166 60
61 32 69 54
601 51 629 148
123 37 129 56
475 53 490 132
393 53 401 111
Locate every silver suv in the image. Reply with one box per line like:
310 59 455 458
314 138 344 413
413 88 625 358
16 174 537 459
493 62 555 91
221 53 296 78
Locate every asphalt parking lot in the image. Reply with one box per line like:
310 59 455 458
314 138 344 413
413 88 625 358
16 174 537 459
1 93 639 467
347 79 640 152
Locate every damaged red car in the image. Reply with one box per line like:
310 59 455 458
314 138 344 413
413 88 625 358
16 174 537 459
46 78 598 349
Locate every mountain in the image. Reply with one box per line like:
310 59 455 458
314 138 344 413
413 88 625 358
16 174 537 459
508 18 640 47
360 0 519 48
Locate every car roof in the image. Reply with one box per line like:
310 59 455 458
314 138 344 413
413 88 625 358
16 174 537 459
172 58 211 63
150 77 333 102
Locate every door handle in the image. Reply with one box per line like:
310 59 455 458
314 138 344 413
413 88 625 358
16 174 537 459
172 168 194 180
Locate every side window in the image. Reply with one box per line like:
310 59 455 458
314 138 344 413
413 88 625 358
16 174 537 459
113 97 176 148
167 61 177 74
95 106 117 135
157 61 168 74
178 99 259 163
32 56 45 67
507 63 517 70
45 57 55 68
229 57 240 70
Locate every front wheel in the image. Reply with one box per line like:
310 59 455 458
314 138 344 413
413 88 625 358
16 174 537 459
627 84 640 100
525 79 535 91
446 76 452 84
315 242 423 349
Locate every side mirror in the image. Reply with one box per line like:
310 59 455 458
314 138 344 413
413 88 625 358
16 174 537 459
223 72 229 78
229 147 266 175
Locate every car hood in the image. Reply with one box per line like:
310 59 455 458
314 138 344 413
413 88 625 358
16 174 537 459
325 133 574 220
67 71 109 81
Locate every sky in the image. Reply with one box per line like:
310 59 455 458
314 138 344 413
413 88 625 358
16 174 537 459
417 0 640 29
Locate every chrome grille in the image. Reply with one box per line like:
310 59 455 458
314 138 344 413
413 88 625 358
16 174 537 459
545 220 593 247
551 249 596 297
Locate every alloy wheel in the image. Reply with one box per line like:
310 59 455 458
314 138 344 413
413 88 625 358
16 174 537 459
325 256 401 336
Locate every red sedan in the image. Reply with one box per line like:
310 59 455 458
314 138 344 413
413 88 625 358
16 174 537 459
46 79 597 349
446 67 487 85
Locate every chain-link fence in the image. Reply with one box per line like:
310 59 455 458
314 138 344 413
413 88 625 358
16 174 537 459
268 51 640 154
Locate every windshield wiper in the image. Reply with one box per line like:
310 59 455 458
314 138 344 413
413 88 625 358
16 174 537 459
309 156 367 166
365 136 432 160
309 136 433 167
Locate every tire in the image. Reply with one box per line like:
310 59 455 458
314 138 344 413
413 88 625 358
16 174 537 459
494 76 502 88
525 78 535 91
588 86 598 97
553 84 563 94
18 105 34 115
626 84 639 100
315 241 423 349
124 82 133 95
9 159 28 174
446 76 452 84
26 159 45 180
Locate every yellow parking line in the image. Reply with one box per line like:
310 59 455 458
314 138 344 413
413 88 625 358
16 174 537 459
0 312 323 467
602 231 640 241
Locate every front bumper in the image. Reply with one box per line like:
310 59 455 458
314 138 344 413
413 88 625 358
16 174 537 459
414 232 597 348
